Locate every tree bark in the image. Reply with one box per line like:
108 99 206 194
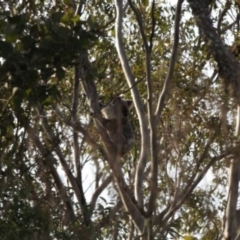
188 0 240 239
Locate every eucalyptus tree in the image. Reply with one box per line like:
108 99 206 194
0 0 240 239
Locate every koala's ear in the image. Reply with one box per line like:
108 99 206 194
126 100 133 110
111 96 121 105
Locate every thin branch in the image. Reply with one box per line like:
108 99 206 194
158 152 229 233
89 175 113 217
54 107 106 158
220 19 238 35
217 0 231 34
26 125 76 222
71 66 81 180
175 128 219 204
235 105 240 136
36 105 91 225
128 221 135 240
71 63 89 223
173 124 220 207
149 0 156 53
155 0 183 123
172 154 226 216
96 200 123 230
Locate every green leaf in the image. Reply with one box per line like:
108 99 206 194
87 15 96 30
39 39 52 50
0 41 13 58
51 12 64 23
71 15 80 23
56 67 65 80
5 32 18 42
61 12 73 24
7 15 25 24
142 0 148 6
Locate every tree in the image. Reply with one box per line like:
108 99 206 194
1 0 240 239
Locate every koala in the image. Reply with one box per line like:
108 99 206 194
99 97 135 156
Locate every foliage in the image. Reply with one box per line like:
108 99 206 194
0 0 240 239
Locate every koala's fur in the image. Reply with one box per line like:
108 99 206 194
100 97 135 155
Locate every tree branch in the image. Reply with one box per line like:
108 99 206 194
114 0 150 208
36 105 91 225
26 125 76 222
128 0 158 216
158 153 229 234
223 106 240 239
155 0 183 123
223 157 240 239
96 200 123 230
149 0 156 53
89 175 113 217
54 107 106 158
217 0 231 34
71 64 87 216
173 124 220 207
188 0 240 102
187 1 240 238
77 49 146 233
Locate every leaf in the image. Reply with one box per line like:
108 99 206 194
0 41 13 58
39 39 52 50
183 235 195 240
5 32 18 42
41 96 53 105
61 12 73 24
141 0 148 6
71 15 80 23
87 15 96 30
7 15 25 24
51 12 64 23
56 67 65 80
12 87 18 95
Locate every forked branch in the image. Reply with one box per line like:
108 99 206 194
128 0 158 215
78 49 146 233
155 0 183 123
114 0 149 209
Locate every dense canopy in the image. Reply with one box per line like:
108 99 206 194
1 0 240 239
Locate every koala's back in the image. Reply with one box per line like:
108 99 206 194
100 97 135 155
121 117 135 154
